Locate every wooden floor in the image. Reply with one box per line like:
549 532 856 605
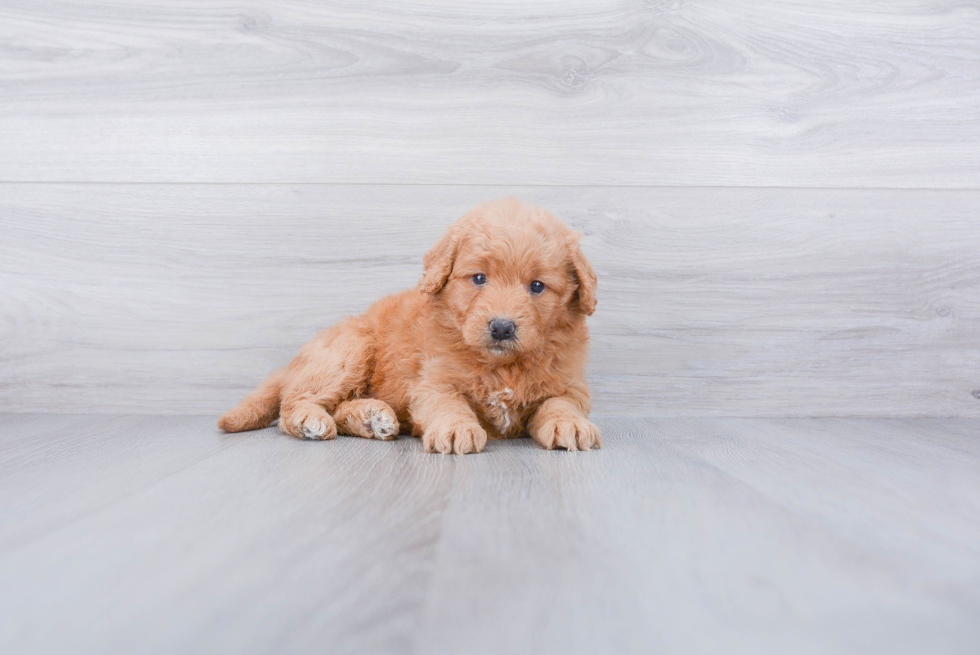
1 415 977 654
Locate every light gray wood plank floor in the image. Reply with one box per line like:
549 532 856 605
1 415 977 654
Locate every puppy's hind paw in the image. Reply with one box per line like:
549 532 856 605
367 408 399 440
334 399 400 440
279 403 337 441
300 417 331 440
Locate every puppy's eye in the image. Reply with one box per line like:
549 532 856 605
472 273 487 287
529 280 546 294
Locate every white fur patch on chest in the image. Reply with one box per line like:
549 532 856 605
484 387 515 434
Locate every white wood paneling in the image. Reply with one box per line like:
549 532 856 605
2 1 977 416
2 416 979 654
1 0 978 186
2 184 977 416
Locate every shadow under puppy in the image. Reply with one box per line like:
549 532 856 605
219 197 600 454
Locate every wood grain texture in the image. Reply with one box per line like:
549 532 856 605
0 414 456 655
2 184 978 416
417 417 980 654
1 415 978 654
1 0 978 186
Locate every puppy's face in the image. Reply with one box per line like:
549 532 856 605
419 199 597 361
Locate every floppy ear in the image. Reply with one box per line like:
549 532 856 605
568 235 597 315
418 224 461 294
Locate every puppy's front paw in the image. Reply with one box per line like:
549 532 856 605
532 415 601 451
280 404 337 441
422 417 488 455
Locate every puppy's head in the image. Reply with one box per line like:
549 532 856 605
419 198 596 360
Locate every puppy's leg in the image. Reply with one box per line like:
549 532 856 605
410 387 487 455
278 318 374 441
333 399 400 440
528 397 602 451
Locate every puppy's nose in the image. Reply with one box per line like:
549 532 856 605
488 318 517 341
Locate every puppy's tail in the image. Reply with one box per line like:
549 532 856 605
218 369 284 432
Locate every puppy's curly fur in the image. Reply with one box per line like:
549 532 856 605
219 198 600 454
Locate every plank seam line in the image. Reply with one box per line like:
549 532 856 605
1 181 978 191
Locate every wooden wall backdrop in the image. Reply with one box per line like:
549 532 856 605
1 1 978 416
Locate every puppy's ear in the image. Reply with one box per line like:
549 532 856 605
419 225 461 294
568 235 597 315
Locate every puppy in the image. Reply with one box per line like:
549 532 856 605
218 197 600 454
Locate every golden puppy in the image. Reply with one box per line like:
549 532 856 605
218 198 600 454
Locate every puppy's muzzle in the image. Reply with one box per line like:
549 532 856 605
488 318 517 342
